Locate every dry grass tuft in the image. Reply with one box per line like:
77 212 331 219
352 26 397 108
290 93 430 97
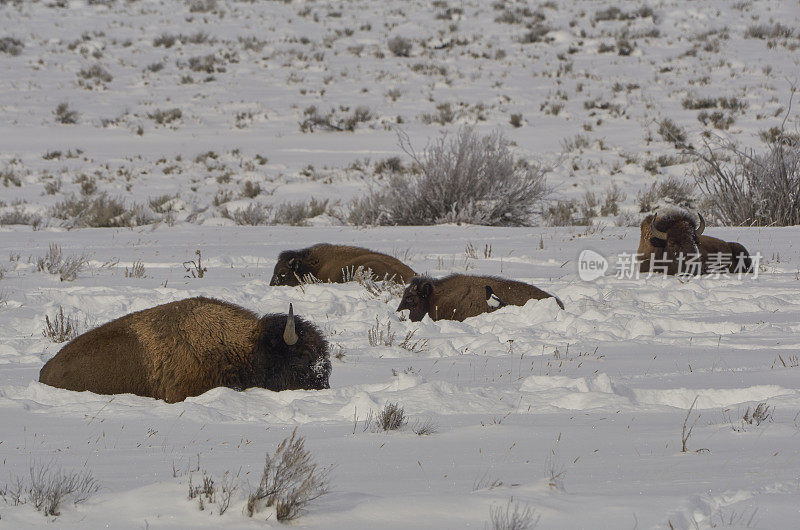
42 306 80 343
368 318 396 347
36 243 87 282
377 402 407 431
489 498 540 530
1 461 100 516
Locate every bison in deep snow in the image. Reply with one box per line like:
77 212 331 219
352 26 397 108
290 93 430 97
39 297 330 403
270 243 415 286
397 274 564 322
637 209 752 275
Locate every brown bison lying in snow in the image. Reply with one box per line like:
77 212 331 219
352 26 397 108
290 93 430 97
638 210 752 275
270 244 415 286
39 297 330 403
397 274 564 322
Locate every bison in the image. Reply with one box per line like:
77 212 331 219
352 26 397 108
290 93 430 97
638 209 752 275
270 243 415 286
397 274 564 322
39 297 330 403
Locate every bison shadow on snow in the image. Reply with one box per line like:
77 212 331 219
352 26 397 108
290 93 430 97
39 297 330 403
397 274 564 322
270 243 415 286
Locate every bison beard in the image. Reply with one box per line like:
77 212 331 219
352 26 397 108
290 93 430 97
38 297 330 403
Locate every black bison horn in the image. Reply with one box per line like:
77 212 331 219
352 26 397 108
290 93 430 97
284 303 298 345
649 213 668 240
696 212 705 235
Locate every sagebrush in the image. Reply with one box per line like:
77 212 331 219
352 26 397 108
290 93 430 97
42 305 80 343
349 128 549 226
692 138 800 226
489 498 540 530
246 429 330 521
1 462 100 517
36 243 87 282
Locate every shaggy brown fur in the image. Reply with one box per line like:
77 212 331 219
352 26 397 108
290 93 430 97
397 274 564 322
270 244 416 286
638 211 752 275
39 297 330 403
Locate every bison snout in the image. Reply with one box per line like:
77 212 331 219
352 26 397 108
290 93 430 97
396 306 415 322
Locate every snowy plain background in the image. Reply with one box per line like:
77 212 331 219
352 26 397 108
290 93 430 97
1 0 800 528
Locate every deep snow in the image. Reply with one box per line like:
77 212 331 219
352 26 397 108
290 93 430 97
0 224 799 528
2 0 800 527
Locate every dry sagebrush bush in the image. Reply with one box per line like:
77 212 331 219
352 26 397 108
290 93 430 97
1 461 100 517
692 137 800 226
349 128 550 226
246 429 330 522
36 243 87 282
42 305 81 343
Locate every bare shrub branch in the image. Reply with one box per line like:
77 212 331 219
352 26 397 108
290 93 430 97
743 402 773 426
489 498 540 530
273 198 331 225
377 402 406 431
412 418 438 436
399 329 429 353
125 260 146 278
544 453 565 490
18 461 100 516
681 395 709 453
690 137 800 226
473 472 503 492
36 243 87 281
42 306 80 343
216 471 238 515
350 127 550 226
367 318 396 347
342 265 406 299
246 429 330 522
183 250 207 278
51 193 152 228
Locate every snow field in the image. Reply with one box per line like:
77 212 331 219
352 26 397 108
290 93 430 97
0 224 798 527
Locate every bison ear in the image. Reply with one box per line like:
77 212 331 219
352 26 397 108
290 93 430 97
649 237 666 248
418 281 433 299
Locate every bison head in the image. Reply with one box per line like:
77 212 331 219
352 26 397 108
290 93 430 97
645 210 705 271
396 277 433 322
255 304 331 390
270 252 306 286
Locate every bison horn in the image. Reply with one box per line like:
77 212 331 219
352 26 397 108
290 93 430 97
696 212 705 235
283 304 298 346
649 214 668 240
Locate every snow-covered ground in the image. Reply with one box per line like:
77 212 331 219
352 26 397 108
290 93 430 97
2 0 800 528
1 224 799 528
1 0 798 225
